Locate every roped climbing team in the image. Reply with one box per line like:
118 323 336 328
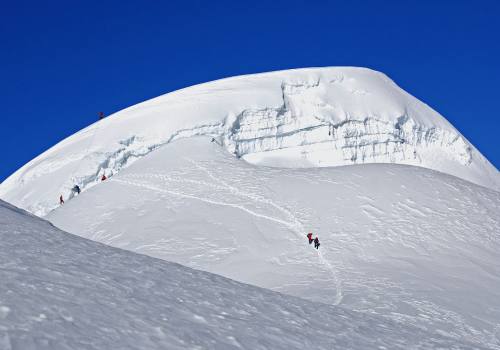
307 232 320 249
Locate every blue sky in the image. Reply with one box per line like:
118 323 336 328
1 0 499 181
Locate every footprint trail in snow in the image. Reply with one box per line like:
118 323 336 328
113 157 344 305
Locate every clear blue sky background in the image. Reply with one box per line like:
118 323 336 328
1 0 499 182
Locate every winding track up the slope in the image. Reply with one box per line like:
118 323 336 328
113 161 344 305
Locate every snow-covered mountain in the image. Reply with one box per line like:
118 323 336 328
1 67 500 348
1 199 477 350
0 67 498 216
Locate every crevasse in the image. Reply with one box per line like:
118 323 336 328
223 82 472 167
41 81 476 215
1 67 498 217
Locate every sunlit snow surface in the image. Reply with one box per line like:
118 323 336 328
0 200 482 350
1 67 500 349
1 67 499 216
46 137 500 349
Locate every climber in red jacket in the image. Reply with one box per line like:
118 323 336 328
307 232 313 244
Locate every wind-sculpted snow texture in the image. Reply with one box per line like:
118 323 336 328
47 137 500 349
1 67 498 216
0 200 480 350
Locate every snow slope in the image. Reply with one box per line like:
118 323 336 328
1 67 498 216
0 200 479 350
47 137 500 349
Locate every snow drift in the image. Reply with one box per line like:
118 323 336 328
1 67 498 216
0 200 479 350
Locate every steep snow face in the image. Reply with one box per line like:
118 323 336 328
47 137 500 349
0 200 477 350
1 67 498 216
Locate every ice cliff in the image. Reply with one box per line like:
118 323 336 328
1 67 498 216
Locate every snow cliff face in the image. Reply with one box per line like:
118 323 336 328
1 200 478 350
0 67 498 216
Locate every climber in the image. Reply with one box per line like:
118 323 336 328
314 237 320 249
211 137 221 146
59 195 64 205
306 233 313 244
72 185 81 194
99 112 105 120
101 174 107 181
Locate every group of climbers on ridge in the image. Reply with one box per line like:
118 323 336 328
59 173 108 205
59 112 109 206
307 232 320 249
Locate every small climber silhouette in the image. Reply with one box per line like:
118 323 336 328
211 137 221 146
314 237 320 249
101 174 107 181
72 185 81 194
99 112 105 120
59 195 64 205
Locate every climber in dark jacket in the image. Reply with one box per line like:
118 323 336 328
314 237 320 249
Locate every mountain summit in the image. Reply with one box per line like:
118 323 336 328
2 68 500 348
1 67 498 215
